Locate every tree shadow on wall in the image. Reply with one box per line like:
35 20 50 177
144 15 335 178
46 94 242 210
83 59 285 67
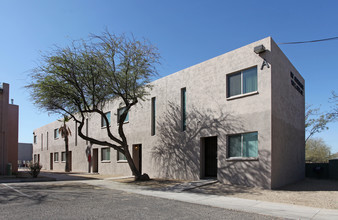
151 102 243 180
218 149 271 188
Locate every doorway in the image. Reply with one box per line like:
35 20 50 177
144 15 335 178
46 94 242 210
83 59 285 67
50 153 53 170
92 149 98 173
203 136 217 178
69 151 72 171
132 144 142 174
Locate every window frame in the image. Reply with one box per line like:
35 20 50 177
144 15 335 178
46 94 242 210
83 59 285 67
54 152 59 162
181 88 187 131
151 97 156 136
101 111 111 128
101 147 111 161
227 132 258 160
117 107 129 124
61 152 66 162
54 128 59 139
227 66 258 99
117 151 127 162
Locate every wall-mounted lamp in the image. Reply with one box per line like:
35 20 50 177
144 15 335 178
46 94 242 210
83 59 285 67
254 45 266 54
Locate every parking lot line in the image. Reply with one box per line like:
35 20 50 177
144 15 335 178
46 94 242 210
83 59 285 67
1 183 31 198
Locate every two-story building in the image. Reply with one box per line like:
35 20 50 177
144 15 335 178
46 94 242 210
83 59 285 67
33 37 305 189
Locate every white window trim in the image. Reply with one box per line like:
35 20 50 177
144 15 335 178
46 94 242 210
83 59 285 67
227 132 259 159
227 66 258 99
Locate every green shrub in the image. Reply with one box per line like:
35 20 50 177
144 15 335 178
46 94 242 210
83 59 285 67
28 162 42 178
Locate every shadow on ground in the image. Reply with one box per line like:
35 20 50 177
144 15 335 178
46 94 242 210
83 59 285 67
0 182 103 205
0 170 101 183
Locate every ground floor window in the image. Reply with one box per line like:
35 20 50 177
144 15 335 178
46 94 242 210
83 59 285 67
117 151 127 161
228 132 258 158
54 152 59 162
61 152 66 162
101 148 110 161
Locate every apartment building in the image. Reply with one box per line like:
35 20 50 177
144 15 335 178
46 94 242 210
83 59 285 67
0 83 19 175
33 37 305 189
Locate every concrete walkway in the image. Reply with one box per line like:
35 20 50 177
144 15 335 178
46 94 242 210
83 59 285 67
79 179 338 220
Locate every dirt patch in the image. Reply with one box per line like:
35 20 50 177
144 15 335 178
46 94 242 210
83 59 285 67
112 178 186 188
189 178 338 209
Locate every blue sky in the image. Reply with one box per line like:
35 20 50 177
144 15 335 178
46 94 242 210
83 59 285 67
0 0 337 152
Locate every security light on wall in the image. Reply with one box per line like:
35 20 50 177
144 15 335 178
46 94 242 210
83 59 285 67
254 45 266 54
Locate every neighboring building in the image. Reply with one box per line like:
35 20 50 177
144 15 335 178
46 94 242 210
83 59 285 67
18 143 33 167
0 83 19 175
33 37 305 189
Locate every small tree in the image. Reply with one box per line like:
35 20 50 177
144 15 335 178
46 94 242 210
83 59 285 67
305 138 331 163
27 31 159 180
305 104 335 143
59 115 72 172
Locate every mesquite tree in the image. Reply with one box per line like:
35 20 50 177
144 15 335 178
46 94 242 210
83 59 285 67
27 31 159 179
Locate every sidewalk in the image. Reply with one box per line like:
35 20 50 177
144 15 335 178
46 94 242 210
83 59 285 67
8 171 338 220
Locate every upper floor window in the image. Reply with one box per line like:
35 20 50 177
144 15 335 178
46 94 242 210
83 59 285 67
228 132 258 158
54 128 59 139
101 111 111 127
181 88 186 131
151 97 156 136
117 107 129 123
33 135 37 144
227 66 257 97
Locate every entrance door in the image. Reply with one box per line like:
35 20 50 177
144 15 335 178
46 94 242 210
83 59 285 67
50 153 53 170
92 149 98 173
132 144 142 174
69 151 72 172
204 136 217 177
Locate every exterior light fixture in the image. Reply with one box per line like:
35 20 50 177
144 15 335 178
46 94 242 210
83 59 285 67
254 45 266 54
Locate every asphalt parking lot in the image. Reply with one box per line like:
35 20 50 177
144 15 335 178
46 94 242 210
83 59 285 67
0 182 278 220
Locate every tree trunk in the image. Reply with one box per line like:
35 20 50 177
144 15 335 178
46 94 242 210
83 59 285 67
124 147 141 179
65 135 70 172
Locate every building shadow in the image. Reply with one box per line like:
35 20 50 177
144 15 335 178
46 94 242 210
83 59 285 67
151 102 243 180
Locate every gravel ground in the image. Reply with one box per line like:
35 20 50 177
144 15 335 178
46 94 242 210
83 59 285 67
189 178 338 209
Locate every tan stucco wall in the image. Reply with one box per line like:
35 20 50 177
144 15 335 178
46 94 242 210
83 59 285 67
33 37 304 188
270 39 305 189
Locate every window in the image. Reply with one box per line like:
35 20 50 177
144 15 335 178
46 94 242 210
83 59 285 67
117 107 129 123
228 132 258 158
54 128 59 139
101 111 111 127
101 148 110 161
227 67 257 97
117 151 127 161
151 97 156 136
41 134 43 151
54 152 59 162
33 135 37 144
34 154 37 163
61 152 66 162
86 118 88 145
181 88 186 131
46 132 49 150
75 122 77 146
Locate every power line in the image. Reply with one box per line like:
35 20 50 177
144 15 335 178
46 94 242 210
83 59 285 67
278 36 338 45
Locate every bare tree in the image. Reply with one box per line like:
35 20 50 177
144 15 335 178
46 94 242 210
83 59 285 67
27 31 160 180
